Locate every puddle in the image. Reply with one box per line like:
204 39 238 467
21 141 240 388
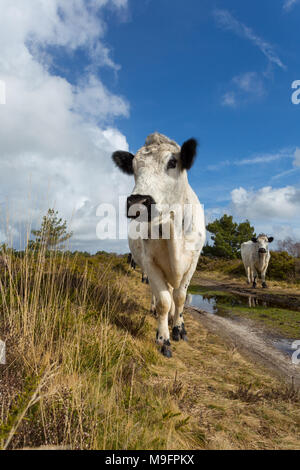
186 290 297 312
185 292 297 358
185 293 217 314
185 291 274 317
272 338 296 357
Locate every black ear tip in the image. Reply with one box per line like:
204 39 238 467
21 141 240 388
183 138 198 152
112 150 134 175
180 138 198 170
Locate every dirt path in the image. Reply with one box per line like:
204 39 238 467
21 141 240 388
186 306 300 388
130 269 300 449
186 275 300 388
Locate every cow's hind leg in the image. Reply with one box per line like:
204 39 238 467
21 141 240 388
147 265 172 357
168 285 175 325
150 293 157 317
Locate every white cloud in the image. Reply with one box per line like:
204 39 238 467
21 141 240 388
214 9 285 108
294 147 300 167
221 92 236 108
230 185 300 242
0 0 132 253
283 0 300 11
213 9 285 70
222 71 265 107
206 148 295 171
233 72 265 96
272 147 300 180
231 186 300 220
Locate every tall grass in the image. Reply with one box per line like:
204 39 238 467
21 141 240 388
0 246 188 450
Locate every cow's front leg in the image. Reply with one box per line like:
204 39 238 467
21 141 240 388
147 265 172 357
252 268 258 288
172 287 187 341
246 266 251 284
261 269 268 288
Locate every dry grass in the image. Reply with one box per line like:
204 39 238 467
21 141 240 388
0 247 300 450
0 247 191 450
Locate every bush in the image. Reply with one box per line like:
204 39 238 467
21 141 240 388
197 252 299 282
197 256 244 276
268 251 296 281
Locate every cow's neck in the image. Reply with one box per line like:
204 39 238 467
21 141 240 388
166 185 190 288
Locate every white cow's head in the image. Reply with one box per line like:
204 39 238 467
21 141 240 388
251 234 274 254
112 133 198 221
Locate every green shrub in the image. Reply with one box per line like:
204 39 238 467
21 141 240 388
267 251 296 281
198 252 299 282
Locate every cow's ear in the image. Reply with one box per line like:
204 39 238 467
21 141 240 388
112 151 134 175
180 138 197 170
251 237 257 243
268 237 274 243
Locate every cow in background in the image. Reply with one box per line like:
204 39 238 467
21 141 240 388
241 234 274 288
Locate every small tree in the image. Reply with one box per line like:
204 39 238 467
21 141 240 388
31 209 73 250
203 214 255 259
277 237 300 258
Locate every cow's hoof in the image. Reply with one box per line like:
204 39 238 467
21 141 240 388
252 282 257 289
161 340 172 358
180 325 188 341
262 282 268 289
172 326 180 341
172 325 188 341
146 278 149 285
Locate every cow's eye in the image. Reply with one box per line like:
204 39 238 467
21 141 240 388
167 158 177 170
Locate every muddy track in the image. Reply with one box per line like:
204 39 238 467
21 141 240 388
186 305 300 389
193 276 300 312
186 276 300 388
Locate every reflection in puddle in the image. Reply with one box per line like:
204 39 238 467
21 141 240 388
185 292 269 315
185 293 217 314
186 291 293 311
185 292 296 357
272 338 296 357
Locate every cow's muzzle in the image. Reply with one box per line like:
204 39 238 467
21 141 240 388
258 248 267 254
127 194 156 221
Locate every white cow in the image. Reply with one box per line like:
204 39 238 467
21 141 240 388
112 133 206 357
241 234 274 289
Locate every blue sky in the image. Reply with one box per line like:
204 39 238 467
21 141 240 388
109 0 300 241
108 0 300 212
0 0 299 251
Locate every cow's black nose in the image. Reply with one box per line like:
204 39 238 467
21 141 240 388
127 194 156 219
258 248 267 254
